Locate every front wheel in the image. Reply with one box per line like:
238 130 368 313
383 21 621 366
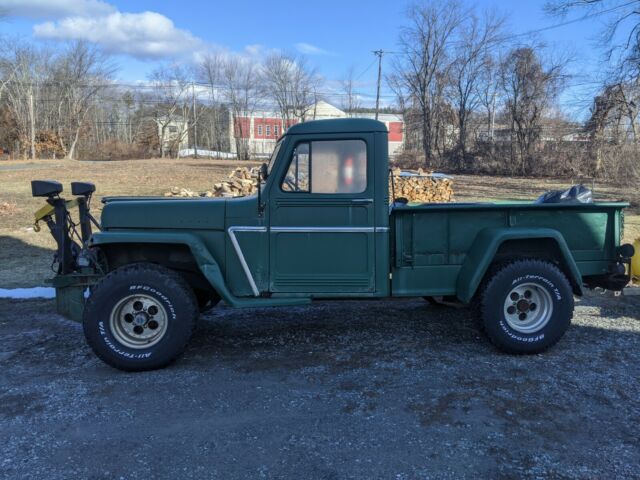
478 259 574 354
83 263 199 371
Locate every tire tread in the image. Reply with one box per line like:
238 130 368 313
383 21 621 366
83 262 198 371
478 258 574 354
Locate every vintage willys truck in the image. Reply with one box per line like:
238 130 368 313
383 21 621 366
32 118 633 371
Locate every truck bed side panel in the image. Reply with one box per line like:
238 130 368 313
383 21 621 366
390 203 623 298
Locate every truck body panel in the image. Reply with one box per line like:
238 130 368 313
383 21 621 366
91 118 628 305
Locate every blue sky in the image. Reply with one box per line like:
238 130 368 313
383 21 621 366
0 0 619 117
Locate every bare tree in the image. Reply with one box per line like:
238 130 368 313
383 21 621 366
148 64 191 158
393 0 465 166
546 0 640 81
477 52 503 144
500 46 566 174
221 57 259 160
340 66 361 116
197 53 226 154
49 41 116 159
450 10 505 165
0 42 48 159
262 52 322 131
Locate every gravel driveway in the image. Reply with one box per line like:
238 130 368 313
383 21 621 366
1 294 639 479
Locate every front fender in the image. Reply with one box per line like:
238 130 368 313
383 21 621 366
90 230 239 305
456 227 583 303
90 231 309 308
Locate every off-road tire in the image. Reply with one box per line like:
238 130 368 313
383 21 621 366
83 263 198 371
479 259 574 354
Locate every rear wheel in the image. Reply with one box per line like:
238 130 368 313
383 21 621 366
478 259 574 354
83 263 198 371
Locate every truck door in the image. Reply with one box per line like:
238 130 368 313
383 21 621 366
268 134 375 294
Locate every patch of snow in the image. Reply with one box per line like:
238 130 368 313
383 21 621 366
178 148 237 159
0 287 56 299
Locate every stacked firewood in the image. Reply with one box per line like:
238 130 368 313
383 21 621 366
165 167 259 198
389 168 454 203
164 166 454 202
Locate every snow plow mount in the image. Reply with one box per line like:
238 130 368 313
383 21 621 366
31 180 104 321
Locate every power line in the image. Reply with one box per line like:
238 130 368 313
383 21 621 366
355 57 378 81
504 0 638 41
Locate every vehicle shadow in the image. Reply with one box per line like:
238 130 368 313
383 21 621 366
184 297 640 375
0 235 55 289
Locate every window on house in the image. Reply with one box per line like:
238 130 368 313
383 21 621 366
274 125 279 137
266 125 271 137
257 124 263 136
168 126 178 133
281 140 367 194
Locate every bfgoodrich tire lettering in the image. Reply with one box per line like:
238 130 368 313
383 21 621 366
479 259 574 354
83 263 198 371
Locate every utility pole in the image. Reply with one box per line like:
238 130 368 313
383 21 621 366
373 50 384 121
192 82 198 159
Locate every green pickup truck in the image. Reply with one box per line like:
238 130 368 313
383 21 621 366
32 118 633 371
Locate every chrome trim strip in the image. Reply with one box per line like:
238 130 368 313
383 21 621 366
227 226 267 297
270 226 389 233
270 227 373 233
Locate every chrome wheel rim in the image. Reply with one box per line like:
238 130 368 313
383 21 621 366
109 294 168 349
503 282 553 334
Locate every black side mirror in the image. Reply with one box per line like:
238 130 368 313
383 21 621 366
71 181 96 197
260 162 268 180
31 180 63 198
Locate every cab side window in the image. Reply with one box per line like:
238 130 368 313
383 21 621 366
281 140 367 194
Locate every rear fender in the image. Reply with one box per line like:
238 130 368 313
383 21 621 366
456 227 582 303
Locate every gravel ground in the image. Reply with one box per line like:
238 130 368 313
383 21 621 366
1 294 639 479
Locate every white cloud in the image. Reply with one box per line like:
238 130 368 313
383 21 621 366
33 11 202 60
295 42 333 56
0 0 114 19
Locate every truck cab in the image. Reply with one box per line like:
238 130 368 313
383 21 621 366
34 118 634 371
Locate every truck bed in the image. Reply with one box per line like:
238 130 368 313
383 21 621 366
390 201 628 297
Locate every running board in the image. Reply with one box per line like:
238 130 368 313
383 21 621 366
224 297 311 308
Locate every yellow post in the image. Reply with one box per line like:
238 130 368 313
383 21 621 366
631 238 640 283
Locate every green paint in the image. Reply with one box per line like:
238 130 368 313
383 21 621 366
84 119 628 307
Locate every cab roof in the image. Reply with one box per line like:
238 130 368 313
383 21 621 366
286 118 388 135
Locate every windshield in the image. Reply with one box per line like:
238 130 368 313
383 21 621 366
267 139 283 176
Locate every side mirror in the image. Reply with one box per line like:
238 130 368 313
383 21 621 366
31 180 63 198
260 162 269 180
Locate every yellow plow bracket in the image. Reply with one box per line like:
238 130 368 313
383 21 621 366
33 199 78 232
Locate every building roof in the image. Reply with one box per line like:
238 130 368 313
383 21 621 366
287 118 388 135
305 100 345 118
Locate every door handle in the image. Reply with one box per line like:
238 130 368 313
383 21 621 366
351 198 373 204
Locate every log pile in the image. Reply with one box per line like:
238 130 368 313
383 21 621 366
389 168 454 203
164 166 454 203
165 167 259 198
